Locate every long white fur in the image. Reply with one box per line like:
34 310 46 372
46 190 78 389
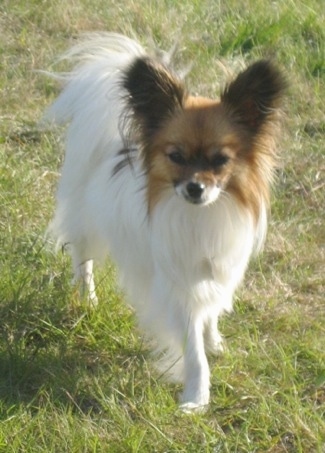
45 33 267 410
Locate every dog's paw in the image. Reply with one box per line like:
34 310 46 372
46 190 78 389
71 276 98 307
206 337 224 355
87 292 99 307
204 328 224 356
178 401 208 414
179 389 210 414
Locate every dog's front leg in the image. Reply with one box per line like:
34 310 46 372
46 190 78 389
180 316 210 412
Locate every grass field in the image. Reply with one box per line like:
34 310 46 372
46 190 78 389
0 0 324 451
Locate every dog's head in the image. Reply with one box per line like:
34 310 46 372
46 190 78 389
123 56 286 218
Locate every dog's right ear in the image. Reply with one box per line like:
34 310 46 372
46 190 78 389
123 57 185 142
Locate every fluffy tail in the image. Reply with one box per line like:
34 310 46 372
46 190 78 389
42 34 146 253
43 33 146 171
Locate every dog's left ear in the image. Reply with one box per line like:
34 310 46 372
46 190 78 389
123 57 185 142
221 60 287 132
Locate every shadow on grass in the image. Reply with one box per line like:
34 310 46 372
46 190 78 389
0 233 155 424
0 292 147 420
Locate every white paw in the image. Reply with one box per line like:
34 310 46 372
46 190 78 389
87 291 98 307
179 402 208 414
179 388 210 414
206 338 224 355
204 330 224 355
71 276 98 307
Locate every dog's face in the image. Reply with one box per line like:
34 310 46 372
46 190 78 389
123 57 286 216
146 97 241 209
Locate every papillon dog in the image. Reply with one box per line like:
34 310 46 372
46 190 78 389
44 33 286 411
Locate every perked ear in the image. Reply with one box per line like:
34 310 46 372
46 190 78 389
221 60 287 132
123 57 185 142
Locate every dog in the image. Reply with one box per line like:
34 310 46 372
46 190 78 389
44 33 286 411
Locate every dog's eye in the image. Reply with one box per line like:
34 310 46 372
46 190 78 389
211 154 229 168
167 149 187 166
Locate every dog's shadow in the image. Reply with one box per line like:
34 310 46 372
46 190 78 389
0 266 154 419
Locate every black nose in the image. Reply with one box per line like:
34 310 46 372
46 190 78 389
186 181 205 200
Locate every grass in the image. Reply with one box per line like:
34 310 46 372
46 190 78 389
0 0 324 451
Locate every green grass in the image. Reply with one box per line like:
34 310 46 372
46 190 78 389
0 0 324 451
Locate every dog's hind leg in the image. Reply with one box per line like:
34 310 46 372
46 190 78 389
71 246 98 306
